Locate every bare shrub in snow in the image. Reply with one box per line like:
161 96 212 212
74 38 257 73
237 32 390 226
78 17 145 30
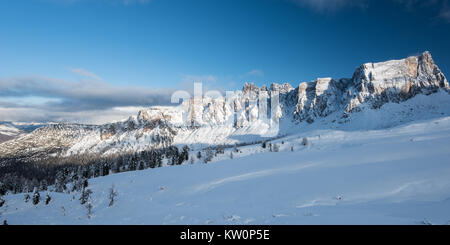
108 185 117 207
86 201 93 219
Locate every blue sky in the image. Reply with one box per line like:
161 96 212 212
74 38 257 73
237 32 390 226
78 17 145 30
1 0 450 123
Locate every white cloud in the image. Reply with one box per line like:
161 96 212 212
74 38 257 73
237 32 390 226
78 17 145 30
70 68 103 81
0 106 145 124
181 74 217 83
245 69 264 77
289 0 368 12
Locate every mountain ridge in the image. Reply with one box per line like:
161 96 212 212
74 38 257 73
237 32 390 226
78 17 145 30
0 51 448 161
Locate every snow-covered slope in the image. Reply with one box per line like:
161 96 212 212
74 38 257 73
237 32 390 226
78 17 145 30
2 115 450 224
0 51 448 160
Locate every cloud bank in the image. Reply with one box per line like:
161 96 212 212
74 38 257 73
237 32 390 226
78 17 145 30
0 72 174 124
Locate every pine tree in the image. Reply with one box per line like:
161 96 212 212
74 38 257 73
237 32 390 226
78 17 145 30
156 153 162 168
204 148 214 163
32 187 40 205
138 160 145 170
24 193 30 203
197 151 202 160
45 193 51 205
262 140 267 149
55 170 67 193
102 163 110 176
39 180 48 191
0 181 6 196
112 158 121 174
302 137 308 146
181 145 189 162
79 187 92 205
0 195 5 207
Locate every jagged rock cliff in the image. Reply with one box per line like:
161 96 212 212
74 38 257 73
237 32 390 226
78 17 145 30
0 51 448 161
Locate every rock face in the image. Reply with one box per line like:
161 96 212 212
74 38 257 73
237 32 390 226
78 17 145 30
0 51 448 160
292 51 448 123
344 51 448 112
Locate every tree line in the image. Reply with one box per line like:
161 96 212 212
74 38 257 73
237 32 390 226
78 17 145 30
0 145 190 195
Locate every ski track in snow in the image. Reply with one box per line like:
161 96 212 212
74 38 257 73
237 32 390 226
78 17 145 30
191 162 318 193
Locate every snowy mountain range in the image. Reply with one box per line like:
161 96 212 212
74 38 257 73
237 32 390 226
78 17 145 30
1 51 450 225
0 51 448 161
0 122 45 143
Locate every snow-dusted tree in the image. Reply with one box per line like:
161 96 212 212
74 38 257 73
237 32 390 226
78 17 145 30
302 137 308 146
0 195 5 207
233 143 239 153
197 151 202 160
72 175 88 192
24 193 30 203
0 181 6 195
262 140 267 149
112 158 121 174
204 148 214 163
108 184 117 207
86 201 93 219
216 145 225 155
291 146 294 152
230 152 233 159
181 145 189 162
272 143 279 152
54 170 67 193
32 187 40 205
39 179 48 191
45 192 51 205
102 162 110 176
79 187 92 205
138 160 145 170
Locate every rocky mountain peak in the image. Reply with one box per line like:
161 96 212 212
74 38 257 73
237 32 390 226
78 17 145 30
1 51 448 160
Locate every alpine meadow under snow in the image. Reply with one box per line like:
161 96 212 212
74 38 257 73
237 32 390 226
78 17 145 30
1 51 450 224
